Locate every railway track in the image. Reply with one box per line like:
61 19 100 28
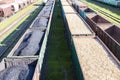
0 7 37 38
0 5 43 61
91 7 120 23
81 0 120 25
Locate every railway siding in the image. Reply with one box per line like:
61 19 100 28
81 0 120 26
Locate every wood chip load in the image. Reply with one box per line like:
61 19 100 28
61 1 70 6
62 6 76 14
65 14 93 35
72 36 120 80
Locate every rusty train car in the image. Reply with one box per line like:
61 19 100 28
0 0 55 80
61 0 120 80
0 0 37 18
72 0 120 62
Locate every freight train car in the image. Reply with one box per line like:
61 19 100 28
71 36 120 80
0 0 39 22
71 0 120 62
0 4 12 17
61 0 94 46
16 0 24 9
79 7 96 20
0 0 15 4
86 14 120 61
22 0 28 6
61 0 120 80
0 0 55 80
72 1 88 12
64 13 94 36
0 57 38 80
93 0 120 7
8 29 44 56
71 1 96 20
10 2 19 13
8 0 55 57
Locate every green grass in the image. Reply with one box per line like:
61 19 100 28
81 0 120 26
0 15 29 42
44 1 76 80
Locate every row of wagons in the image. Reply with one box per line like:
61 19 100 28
0 0 55 80
61 0 120 80
0 0 37 18
72 0 120 63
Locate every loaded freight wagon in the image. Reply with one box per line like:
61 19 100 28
86 14 120 62
0 57 38 80
71 36 120 80
8 29 44 56
71 0 120 62
0 0 55 80
7 0 55 57
61 0 94 46
0 0 38 20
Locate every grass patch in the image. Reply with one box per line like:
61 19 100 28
0 15 29 41
43 1 77 80
81 0 120 26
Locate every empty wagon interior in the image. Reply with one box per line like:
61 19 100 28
105 25 120 43
0 57 38 80
91 15 111 23
91 15 113 30
84 8 94 13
